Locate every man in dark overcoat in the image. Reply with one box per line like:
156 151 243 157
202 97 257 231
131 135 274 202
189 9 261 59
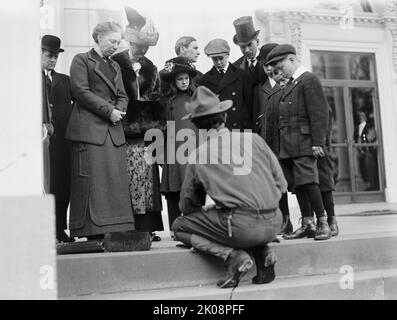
232 16 264 88
199 38 253 131
266 44 332 240
41 35 73 243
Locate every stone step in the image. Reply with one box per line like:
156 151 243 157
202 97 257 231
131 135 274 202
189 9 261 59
57 231 397 298
67 267 397 300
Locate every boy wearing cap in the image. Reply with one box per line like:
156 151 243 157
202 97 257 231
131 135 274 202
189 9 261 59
265 44 332 240
232 16 264 87
199 38 253 131
172 86 287 288
41 35 73 243
253 43 293 235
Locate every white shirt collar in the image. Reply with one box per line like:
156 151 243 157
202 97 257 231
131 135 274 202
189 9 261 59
269 77 276 88
217 62 229 73
292 66 309 80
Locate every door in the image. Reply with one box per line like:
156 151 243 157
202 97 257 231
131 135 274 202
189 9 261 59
311 51 384 203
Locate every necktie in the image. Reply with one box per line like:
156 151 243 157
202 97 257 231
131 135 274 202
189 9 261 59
219 69 225 77
249 60 255 71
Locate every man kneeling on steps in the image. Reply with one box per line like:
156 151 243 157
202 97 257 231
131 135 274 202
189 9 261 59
172 86 287 288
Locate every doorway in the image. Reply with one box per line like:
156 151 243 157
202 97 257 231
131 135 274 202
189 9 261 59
311 50 384 203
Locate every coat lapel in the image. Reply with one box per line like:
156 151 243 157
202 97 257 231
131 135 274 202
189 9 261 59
50 71 61 89
281 74 304 100
88 49 117 95
217 64 238 92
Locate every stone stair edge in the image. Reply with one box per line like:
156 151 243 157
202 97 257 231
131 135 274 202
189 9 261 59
63 267 397 300
57 231 397 260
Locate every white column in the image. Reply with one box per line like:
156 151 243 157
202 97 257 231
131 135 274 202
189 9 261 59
0 0 56 299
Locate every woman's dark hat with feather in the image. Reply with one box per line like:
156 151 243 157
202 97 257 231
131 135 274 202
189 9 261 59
124 7 159 46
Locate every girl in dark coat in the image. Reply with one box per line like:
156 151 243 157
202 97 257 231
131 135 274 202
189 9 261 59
159 57 198 229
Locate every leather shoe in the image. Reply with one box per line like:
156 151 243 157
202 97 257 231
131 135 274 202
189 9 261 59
328 216 339 237
251 246 277 284
314 216 332 240
57 231 74 243
150 232 161 242
278 216 293 235
283 217 316 240
217 249 253 288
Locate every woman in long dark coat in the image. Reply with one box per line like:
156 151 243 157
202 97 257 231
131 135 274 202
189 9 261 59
65 22 134 239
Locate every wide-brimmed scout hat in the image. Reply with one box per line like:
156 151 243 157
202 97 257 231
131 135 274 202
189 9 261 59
182 86 233 120
232 16 260 46
204 39 230 57
124 7 159 46
258 43 278 63
265 44 296 66
41 35 64 53
160 56 197 83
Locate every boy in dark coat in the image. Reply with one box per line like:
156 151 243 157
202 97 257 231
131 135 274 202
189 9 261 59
266 44 332 241
253 43 293 235
199 38 253 131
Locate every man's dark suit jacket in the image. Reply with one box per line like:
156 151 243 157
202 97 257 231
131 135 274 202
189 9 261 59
47 71 73 202
278 71 329 159
253 78 283 155
233 55 265 88
199 63 253 130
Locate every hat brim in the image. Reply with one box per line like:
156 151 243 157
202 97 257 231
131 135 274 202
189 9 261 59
181 100 233 120
42 45 64 53
160 69 197 83
265 53 289 66
125 28 159 46
232 30 260 46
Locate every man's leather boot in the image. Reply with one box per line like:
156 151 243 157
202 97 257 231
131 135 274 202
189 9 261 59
328 216 339 237
314 216 332 240
278 215 293 235
217 249 253 288
283 217 316 240
251 245 277 284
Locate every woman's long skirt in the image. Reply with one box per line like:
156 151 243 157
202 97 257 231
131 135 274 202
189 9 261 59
126 138 164 232
69 133 135 237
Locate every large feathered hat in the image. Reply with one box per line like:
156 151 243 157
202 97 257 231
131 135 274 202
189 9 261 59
124 7 159 46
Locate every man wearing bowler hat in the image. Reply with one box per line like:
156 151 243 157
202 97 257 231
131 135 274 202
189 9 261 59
265 44 332 240
198 38 253 130
41 34 73 242
232 16 264 87
172 86 287 288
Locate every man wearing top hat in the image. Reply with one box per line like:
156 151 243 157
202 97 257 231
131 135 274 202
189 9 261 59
198 38 253 131
232 16 264 87
41 35 73 242
172 86 287 288
265 44 332 240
